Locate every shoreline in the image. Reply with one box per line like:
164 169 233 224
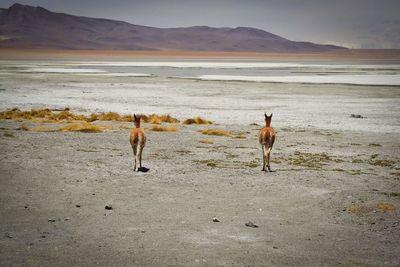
1 48 400 61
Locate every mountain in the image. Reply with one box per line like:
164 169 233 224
0 3 346 52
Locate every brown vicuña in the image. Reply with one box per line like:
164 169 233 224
129 114 146 171
258 113 276 172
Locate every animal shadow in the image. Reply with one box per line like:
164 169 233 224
138 167 150 173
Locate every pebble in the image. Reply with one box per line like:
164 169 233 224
245 221 259 228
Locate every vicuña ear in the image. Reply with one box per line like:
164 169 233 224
134 114 136 120
264 112 267 119
270 113 273 118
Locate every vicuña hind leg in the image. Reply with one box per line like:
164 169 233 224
261 146 266 171
267 151 272 172
132 145 137 171
136 145 143 171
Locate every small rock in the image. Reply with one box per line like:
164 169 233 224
24 206 28 209
75 204 81 208
350 114 365 119
105 205 113 210
273 246 278 249
64 217 70 221
5 233 13 238
48 218 56 222
212 217 220 222
245 221 259 228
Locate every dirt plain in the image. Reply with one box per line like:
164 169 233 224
0 116 399 266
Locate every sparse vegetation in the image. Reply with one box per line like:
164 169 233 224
349 202 396 215
243 160 259 168
142 114 180 124
147 126 178 132
233 133 246 139
3 132 14 137
349 205 373 215
391 172 400 178
286 151 332 169
194 159 259 169
332 168 345 172
182 117 212 125
379 192 400 198
200 128 232 137
369 159 395 167
368 143 382 147
17 122 110 133
199 139 214 144
60 123 109 132
376 202 396 212
280 127 292 132
0 108 179 125
77 148 100 152
194 159 218 168
175 150 192 155
90 112 133 122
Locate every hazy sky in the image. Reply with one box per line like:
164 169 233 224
2 0 400 48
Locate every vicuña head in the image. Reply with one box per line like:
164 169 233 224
133 114 142 128
264 113 273 127
259 112 276 172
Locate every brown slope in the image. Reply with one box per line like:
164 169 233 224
0 3 346 52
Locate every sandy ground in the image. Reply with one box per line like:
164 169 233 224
0 117 399 266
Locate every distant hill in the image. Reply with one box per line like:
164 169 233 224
0 3 346 52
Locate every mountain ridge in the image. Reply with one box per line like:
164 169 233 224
0 3 346 52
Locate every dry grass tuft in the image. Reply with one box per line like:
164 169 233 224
26 126 59 132
368 143 382 147
17 123 110 133
0 108 186 127
147 126 178 132
142 114 180 124
200 128 232 137
199 139 214 144
59 123 109 132
349 206 374 215
233 133 246 139
375 202 396 212
182 117 212 125
18 125 30 131
91 112 133 122
370 159 395 167
349 202 396 215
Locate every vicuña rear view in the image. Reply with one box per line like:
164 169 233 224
259 113 276 172
130 114 146 171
